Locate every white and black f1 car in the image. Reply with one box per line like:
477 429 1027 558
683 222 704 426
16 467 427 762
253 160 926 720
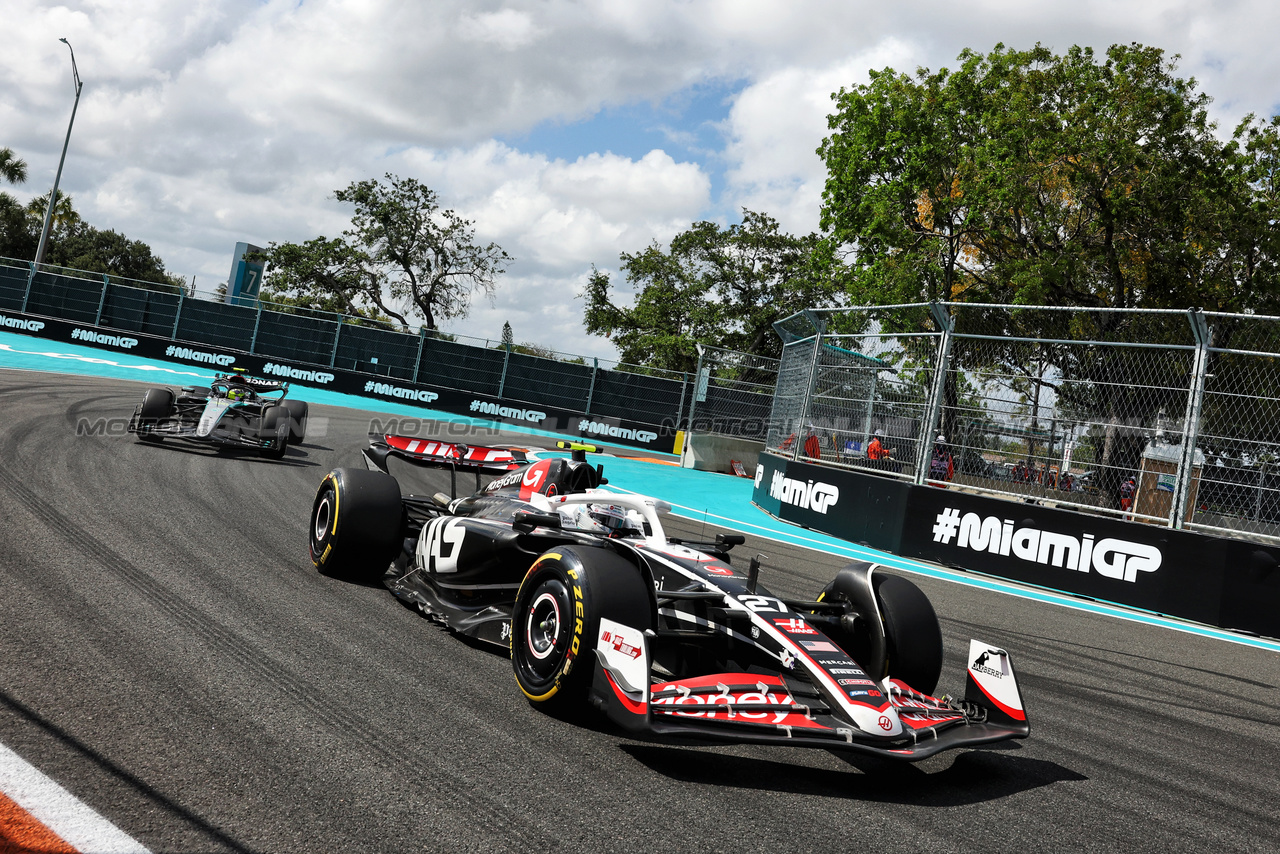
308 433 1030 761
128 370 309 459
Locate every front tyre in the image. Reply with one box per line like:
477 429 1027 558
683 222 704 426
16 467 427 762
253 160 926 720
309 468 404 581
259 405 289 459
282 399 309 444
875 574 943 695
512 546 653 711
817 567 943 695
135 387 173 442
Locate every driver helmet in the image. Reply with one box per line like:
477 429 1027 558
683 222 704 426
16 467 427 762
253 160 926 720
575 504 642 537
225 374 250 401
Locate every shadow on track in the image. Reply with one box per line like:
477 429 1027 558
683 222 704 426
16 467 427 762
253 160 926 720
0 689 259 854
621 742 1085 804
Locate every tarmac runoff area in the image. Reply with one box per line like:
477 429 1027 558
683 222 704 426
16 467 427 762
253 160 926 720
2 331 1279 852
2 328 1277 657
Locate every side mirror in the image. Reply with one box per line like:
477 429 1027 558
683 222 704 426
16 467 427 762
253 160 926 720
514 511 562 533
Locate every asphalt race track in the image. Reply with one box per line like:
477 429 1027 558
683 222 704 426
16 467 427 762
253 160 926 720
2 368 1278 854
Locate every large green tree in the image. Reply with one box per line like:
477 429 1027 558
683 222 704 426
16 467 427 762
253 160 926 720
819 43 1280 485
260 174 511 330
583 209 840 372
818 42 1278 313
0 186 181 289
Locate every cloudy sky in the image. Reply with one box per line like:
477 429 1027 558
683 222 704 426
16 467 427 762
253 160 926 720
4 1 1279 360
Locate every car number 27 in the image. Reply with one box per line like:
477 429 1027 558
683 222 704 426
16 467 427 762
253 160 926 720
420 517 466 573
737 594 788 613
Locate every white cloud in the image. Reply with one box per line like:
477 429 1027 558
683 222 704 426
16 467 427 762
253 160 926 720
5 0 1280 361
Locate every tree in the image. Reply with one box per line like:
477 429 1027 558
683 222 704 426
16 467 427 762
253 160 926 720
261 174 511 330
818 42 1275 313
819 43 1280 485
49 224 185 289
0 188 179 289
583 210 841 372
1 147 26 185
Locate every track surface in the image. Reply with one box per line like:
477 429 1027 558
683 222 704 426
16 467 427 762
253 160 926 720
1 370 1277 854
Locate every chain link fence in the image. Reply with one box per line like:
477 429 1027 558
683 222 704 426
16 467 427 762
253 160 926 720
768 302 1280 544
684 345 779 441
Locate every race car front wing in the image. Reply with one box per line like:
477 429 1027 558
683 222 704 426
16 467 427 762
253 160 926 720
589 618 1030 762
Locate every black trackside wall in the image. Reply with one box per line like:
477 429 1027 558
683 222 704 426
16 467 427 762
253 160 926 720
754 452 1280 638
0 309 678 454
751 452 909 553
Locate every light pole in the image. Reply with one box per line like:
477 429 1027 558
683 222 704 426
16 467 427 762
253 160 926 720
34 38 83 269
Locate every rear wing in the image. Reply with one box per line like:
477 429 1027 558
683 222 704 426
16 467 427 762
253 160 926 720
362 433 528 498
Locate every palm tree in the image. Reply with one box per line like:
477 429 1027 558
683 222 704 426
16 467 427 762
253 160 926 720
25 189 80 234
0 147 26 185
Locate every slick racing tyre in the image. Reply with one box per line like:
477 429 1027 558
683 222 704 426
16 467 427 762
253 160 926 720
259 405 290 459
136 387 173 442
512 546 653 712
309 468 403 582
282 399 309 444
817 568 943 695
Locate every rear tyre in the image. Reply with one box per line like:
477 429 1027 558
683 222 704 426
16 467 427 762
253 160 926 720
282 399 309 444
309 468 404 581
817 570 943 695
259 405 289 459
136 388 173 442
512 546 653 711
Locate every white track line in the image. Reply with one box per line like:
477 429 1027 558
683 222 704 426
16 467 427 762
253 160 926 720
0 742 151 854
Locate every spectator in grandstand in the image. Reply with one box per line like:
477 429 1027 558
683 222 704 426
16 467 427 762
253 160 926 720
1120 476 1136 512
803 423 822 460
929 435 955 486
866 429 893 468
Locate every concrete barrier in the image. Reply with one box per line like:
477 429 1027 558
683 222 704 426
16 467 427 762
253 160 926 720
680 433 765 475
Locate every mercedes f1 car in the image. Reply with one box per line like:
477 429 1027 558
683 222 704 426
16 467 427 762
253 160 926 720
308 433 1029 761
128 370 308 459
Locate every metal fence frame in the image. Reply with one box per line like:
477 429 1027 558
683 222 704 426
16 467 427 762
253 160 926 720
766 302 1280 545
0 256 772 440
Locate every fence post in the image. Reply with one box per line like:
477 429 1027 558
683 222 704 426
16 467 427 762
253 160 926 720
21 261 35 312
497 342 511 399
687 346 706 440
585 358 598 415
94 275 108 326
1171 309 1211 529
917 302 955 484
676 372 688 432
249 302 263 354
412 327 427 383
171 289 184 339
796 325 824 462
329 317 343 368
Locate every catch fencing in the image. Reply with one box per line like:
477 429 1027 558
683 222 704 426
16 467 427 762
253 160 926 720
768 302 1280 544
0 256 773 444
